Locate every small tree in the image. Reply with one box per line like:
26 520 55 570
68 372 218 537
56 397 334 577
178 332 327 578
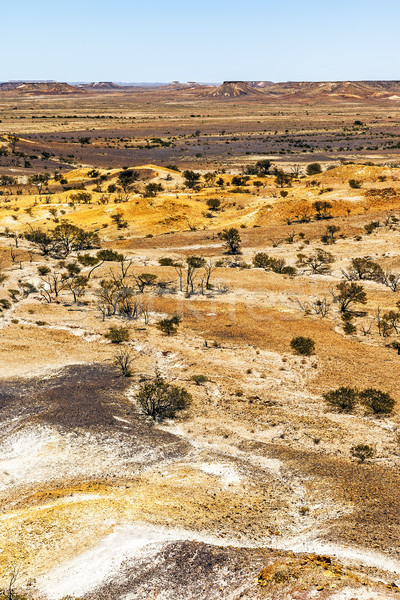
297 249 334 275
203 258 217 290
157 315 181 336
336 281 367 312
364 221 380 235
274 169 292 188
323 387 358 412
105 326 130 344
78 248 124 278
29 173 50 194
359 388 395 415
158 257 175 267
118 169 139 192
144 183 163 197
8 134 19 153
134 273 158 293
70 191 92 204
111 210 128 229
255 159 271 175
344 258 383 282
136 373 191 420
290 336 315 356
183 170 201 189
351 444 375 463
25 227 53 255
321 225 340 245
222 228 241 254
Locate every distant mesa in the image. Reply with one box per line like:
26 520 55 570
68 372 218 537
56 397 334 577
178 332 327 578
0 81 86 95
159 81 206 91
209 81 265 97
80 81 124 90
247 81 275 89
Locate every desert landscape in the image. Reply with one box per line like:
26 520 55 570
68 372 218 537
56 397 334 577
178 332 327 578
1 79 400 599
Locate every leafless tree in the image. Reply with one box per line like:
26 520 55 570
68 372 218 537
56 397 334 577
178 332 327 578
39 272 68 302
185 256 206 295
203 258 217 290
360 320 373 336
3 564 22 600
9 246 17 263
96 279 120 316
174 262 185 292
120 256 135 279
114 348 134 377
296 296 330 318
185 216 197 231
65 275 89 302
383 271 400 292
290 164 302 177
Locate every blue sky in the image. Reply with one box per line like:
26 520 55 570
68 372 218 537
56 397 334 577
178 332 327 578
2 0 400 82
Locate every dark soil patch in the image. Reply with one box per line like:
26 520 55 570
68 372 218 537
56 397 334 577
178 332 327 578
0 363 190 452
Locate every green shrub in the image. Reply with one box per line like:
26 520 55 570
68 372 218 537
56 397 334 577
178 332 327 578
156 315 181 336
190 374 209 385
364 221 380 234
341 312 357 335
290 336 315 356
158 257 175 266
281 265 297 277
349 179 362 189
323 387 358 412
359 388 395 415
253 253 271 269
104 326 130 344
351 444 375 463
306 163 322 176
38 265 51 276
0 299 11 310
206 198 221 211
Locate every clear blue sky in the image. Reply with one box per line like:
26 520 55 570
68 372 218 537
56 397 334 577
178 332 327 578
3 0 400 82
